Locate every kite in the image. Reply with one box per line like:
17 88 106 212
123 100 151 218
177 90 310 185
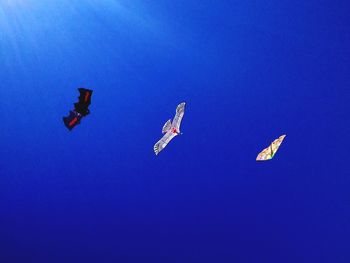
63 88 93 130
154 102 186 155
256 134 286 161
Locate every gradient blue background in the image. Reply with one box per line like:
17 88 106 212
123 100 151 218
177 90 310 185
0 1 349 262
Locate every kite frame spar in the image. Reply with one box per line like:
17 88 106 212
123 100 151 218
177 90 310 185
154 102 186 155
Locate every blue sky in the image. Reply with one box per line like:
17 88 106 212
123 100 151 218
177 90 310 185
0 1 349 262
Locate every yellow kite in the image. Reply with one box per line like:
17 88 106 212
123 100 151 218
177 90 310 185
256 135 286 161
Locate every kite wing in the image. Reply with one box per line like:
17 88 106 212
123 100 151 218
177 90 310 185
256 135 286 161
172 102 186 131
74 88 93 116
154 131 177 155
63 111 82 131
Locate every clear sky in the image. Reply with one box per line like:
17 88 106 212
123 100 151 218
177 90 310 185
0 1 349 262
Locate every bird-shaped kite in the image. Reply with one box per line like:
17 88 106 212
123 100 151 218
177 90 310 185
256 134 286 161
154 102 186 155
63 88 93 131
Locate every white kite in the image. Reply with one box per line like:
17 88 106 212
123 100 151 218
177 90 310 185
154 102 186 155
256 135 286 161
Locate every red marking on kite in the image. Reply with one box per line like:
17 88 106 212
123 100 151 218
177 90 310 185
84 92 90 102
69 117 78 127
